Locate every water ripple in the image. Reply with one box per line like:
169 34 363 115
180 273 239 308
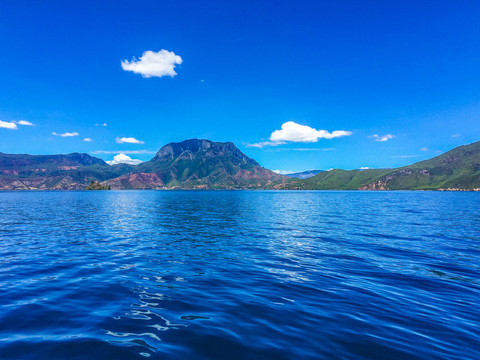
0 190 479 359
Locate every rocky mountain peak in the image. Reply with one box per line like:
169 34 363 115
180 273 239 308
153 139 259 166
154 139 213 159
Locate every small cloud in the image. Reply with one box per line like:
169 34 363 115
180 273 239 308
290 147 334 151
371 134 395 142
272 169 296 175
83 138 93 142
0 120 18 130
15 120 35 126
115 137 144 144
451 133 460 138
1 119 35 129
391 155 418 158
247 141 285 148
52 132 79 137
264 147 335 152
359 167 371 170
271 121 352 143
91 150 155 155
106 154 143 166
95 123 107 127
248 121 352 148
420 147 428 151
200 79 205 83
121 49 183 78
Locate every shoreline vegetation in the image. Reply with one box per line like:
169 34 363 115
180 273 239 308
84 181 111 190
1 139 479 191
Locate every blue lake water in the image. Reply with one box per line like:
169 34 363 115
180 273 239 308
0 190 479 359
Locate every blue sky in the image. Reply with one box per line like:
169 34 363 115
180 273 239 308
0 0 479 172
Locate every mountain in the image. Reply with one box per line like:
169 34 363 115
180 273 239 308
286 141 480 190
0 152 106 169
0 153 132 190
284 170 323 179
1 140 479 190
104 139 286 189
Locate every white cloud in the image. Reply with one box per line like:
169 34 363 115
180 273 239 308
272 169 295 175
83 138 93 142
106 154 143 166
371 134 395 142
91 150 155 154
121 49 183 78
0 120 18 130
359 167 371 170
248 121 352 148
451 133 460 138
95 123 107 127
116 137 144 144
288 147 335 151
420 147 428 151
263 147 335 152
52 132 79 137
1 119 36 129
16 120 35 126
247 141 285 148
271 121 352 143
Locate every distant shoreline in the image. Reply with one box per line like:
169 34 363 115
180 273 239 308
1 188 479 192
1 139 479 191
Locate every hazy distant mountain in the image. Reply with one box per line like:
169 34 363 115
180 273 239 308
0 152 132 190
284 141 480 190
284 170 323 179
0 152 106 169
104 139 286 189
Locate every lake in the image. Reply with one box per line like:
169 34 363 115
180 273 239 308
0 191 479 359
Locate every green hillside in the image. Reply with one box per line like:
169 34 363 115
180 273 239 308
298 169 391 190
288 141 480 190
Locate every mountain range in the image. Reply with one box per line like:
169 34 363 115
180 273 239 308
0 139 479 190
284 170 324 179
0 139 285 190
